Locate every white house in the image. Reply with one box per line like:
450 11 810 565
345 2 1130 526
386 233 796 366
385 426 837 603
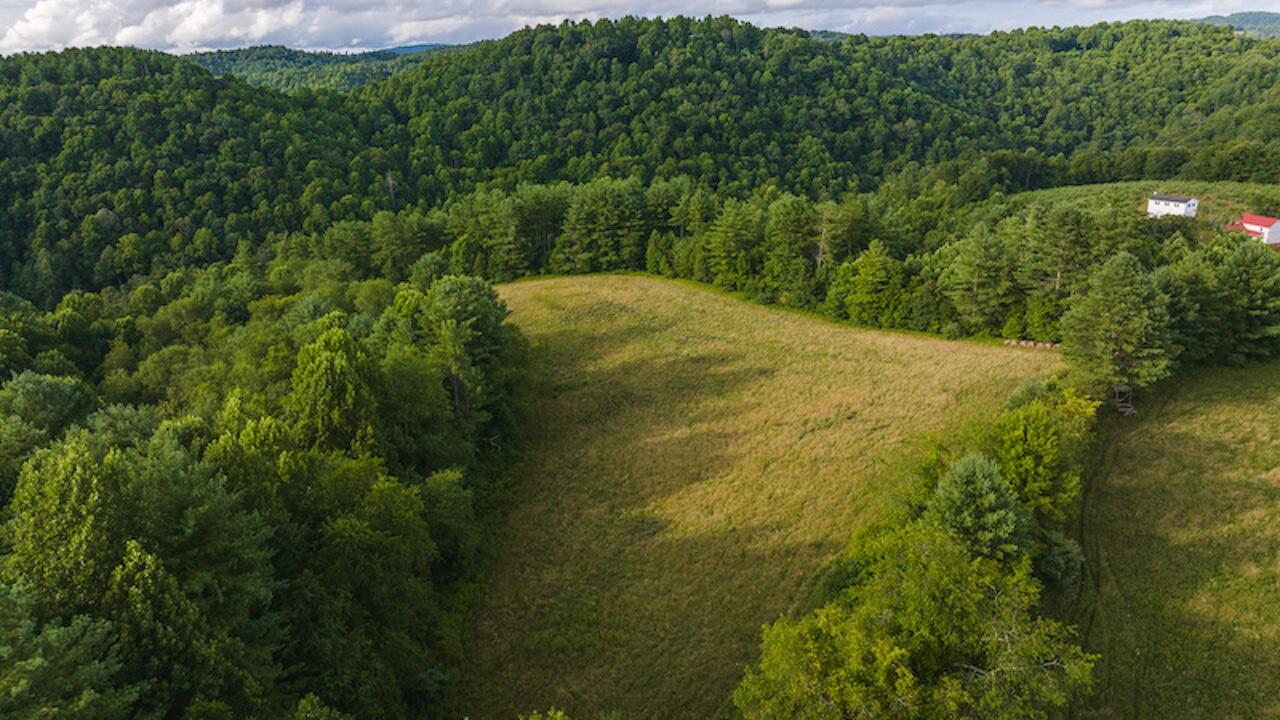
1227 214 1280 245
1146 193 1199 218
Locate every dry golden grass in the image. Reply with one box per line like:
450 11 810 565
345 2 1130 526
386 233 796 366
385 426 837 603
1075 361 1280 719
459 274 1062 718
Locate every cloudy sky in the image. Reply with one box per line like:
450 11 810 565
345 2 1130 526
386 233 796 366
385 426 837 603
0 0 1267 54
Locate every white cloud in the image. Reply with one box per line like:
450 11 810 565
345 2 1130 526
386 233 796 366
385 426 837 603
0 0 1262 54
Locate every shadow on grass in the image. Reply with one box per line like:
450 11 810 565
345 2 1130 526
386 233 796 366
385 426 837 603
458 303 826 719
1063 364 1280 719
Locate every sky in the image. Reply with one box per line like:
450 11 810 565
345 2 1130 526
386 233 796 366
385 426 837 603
0 0 1271 54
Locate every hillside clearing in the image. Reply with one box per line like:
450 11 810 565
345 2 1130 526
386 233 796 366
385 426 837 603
458 275 1061 718
1075 361 1280 719
995 180 1280 225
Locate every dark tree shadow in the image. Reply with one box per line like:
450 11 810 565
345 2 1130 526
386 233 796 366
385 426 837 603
1060 362 1280 719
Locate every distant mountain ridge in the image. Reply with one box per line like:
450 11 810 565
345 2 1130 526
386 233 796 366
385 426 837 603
382 43 450 55
184 42 452 92
1199 11 1280 38
182 11 1280 93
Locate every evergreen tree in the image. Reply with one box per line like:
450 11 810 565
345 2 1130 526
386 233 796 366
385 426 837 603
705 200 765 290
513 183 573 272
105 541 216 715
0 582 138 719
942 224 1017 334
820 195 879 266
0 371 95 435
550 179 649 273
0 327 30 376
1214 240 1280 363
928 454 1030 563
844 240 904 327
761 195 820 307
447 192 525 281
1060 252 1175 392
372 210 443 282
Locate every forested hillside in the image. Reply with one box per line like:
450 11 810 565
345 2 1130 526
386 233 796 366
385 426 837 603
8 18 1280 306
4 15 1280 719
186 44 451 91
0 48 386 306
364 18 1280 196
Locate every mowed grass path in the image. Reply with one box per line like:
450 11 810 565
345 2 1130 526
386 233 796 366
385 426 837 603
461 275 1061 718
1076 361 1280 719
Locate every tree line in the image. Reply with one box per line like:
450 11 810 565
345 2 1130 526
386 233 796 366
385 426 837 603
262 174 1280 395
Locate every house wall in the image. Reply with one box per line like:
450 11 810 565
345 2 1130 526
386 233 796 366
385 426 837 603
1148 199 1195 218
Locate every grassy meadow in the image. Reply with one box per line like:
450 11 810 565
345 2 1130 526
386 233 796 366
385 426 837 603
459 274 1062 718
1073 361 1280 719
994 180 1280 225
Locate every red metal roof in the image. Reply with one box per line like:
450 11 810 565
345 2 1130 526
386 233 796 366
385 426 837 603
1225 222 1261 237
1240 213 1280 228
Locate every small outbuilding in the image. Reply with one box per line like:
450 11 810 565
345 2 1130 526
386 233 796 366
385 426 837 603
1146 193 1199 218
1226 213 1280 246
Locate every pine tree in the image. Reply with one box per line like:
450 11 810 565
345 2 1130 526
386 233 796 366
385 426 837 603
705 200 765 290
550 178 648 273
0 582 138 719
844 240 904 327
928 454 1030 563
761 195 819 306
513 183 572 272
106 541 214 715
371 210 436 282
1215 240 1280 363
446 192 524 281
1060 252 1174 392
942 223 1017 334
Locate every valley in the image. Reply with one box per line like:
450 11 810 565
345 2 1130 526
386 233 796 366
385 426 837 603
3 13 1280 719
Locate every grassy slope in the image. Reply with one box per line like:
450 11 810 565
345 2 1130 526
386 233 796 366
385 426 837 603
460 275 1061 718
992 180 1280 225
1074 361 1280 719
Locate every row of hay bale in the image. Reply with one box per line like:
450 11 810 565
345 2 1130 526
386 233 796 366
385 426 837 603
1002 339 1062 350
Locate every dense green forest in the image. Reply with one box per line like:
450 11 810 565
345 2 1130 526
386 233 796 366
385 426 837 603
4 15 1280 718
186 44 452 92
1 234 529 717
10 19 1280 306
